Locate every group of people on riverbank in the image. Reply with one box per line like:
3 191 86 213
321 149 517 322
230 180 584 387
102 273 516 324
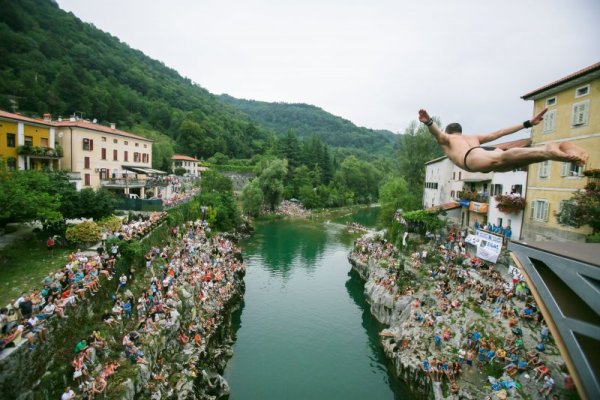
63 218 245 398
351 226 568 399
110 211 167 242
0 249 116 355
272 200 310 217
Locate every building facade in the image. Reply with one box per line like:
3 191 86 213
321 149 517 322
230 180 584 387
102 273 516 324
423 156 464 208
171 154 200 177
55 119 155 196
0 110 61 171
521 62 600 242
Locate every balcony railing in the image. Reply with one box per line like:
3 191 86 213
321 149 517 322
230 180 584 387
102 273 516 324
100 178 147 188
457 190 489 203
18 145 63 158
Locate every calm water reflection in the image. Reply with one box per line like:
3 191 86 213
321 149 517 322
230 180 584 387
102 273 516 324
224 210 409 399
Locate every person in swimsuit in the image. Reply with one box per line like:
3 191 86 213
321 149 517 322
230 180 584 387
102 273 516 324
418 108 588 173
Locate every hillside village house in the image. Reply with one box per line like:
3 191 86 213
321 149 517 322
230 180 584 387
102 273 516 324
1 109 164 197
423 156 462 223
0 110 61 172
171 154 200 177
521 62 600 242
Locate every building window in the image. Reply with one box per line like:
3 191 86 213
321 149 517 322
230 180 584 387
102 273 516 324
84 173 91 186
545 97 556 107
510 185 522 195
101 148 107 160
561 162 583 177
492 184 503 196
6 133 16 147
113 139 118 144
40 138 49 147
84 157 90 169
101 136 107 142
572 100 589 127
83 138 93 151
575 84 590 98
124 151 128 161
25 136 33 146
530 200 549 221
134 152 140 162
124 141 128 145
451 190 455 198
143 144 147 148
113 149 118 161
542 109 556 133
538 161 549 178
458 171 462 180
497 217 503 227
135 142 139 147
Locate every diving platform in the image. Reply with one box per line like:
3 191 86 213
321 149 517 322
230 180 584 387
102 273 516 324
509 240 600 400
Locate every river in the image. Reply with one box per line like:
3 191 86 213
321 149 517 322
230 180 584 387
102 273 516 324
223 208 410 399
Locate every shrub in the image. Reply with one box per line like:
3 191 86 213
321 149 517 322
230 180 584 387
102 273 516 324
65 221 101 245
98 215 123 233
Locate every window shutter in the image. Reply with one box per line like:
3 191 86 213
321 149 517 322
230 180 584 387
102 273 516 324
543 202 550 222
530 202 536 219
572 102 589 126
90 139 94 151
561 162 569 177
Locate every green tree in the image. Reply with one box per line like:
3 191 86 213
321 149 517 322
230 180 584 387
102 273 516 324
240 180 264 217
201 170 233 193
396 120 444 193
255 158 288 211
556 183 600 234
378 177 418 226
0 163 62 226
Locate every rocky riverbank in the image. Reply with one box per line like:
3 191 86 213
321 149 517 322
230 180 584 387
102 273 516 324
348 231 574 400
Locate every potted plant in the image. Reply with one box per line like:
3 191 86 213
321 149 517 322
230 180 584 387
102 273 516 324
495 194 526 213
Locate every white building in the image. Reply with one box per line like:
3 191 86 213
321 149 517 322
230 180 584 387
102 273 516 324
423 156 464 208
171 154 200 177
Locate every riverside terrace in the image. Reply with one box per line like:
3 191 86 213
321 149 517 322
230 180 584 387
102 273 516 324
350 229 577 400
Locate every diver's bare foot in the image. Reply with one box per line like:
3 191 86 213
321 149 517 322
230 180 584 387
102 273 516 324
558 142 589 166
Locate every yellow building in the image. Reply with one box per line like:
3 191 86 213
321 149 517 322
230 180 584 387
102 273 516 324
0 110 61 171
521 62 600 242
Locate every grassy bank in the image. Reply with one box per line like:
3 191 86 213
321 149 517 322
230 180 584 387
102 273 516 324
0 233 74 306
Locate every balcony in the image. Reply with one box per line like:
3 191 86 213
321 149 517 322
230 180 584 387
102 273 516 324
18 145 63 158
100 178 147 188
494 194 526 214
457 190 489 203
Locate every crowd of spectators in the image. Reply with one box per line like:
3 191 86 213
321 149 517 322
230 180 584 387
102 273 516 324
351 225 566 399
60 218 245 398
1 250 115 355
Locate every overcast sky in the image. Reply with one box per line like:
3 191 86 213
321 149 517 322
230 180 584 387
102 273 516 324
57 0 600 136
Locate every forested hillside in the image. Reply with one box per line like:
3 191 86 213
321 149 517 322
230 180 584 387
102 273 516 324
0 0 272 169
220 95 397 159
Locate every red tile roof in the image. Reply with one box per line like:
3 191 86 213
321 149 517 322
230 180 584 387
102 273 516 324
54 119 152 142
171 154 199 162
522 62 600 99
0 109 152 142
0 110 54 126
426 202 460 212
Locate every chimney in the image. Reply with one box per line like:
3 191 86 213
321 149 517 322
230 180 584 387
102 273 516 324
43 113 51 121
110 123 116 130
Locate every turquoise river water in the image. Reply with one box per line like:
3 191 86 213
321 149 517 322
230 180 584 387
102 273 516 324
223 208 410 399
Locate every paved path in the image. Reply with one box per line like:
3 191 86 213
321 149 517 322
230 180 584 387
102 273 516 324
0 224 34 251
